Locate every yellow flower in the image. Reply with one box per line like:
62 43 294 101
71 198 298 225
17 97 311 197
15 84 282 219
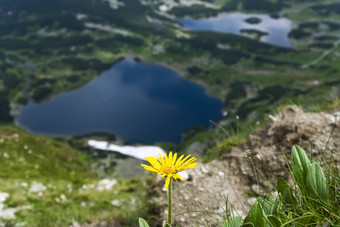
141 152 196 190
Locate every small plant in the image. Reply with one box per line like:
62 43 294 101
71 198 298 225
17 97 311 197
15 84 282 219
139 152 197 226
224 145 339 227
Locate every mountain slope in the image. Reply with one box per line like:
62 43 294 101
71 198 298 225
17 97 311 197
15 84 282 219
0 126 149 226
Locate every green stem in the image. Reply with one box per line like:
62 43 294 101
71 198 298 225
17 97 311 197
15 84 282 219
168 178 172 225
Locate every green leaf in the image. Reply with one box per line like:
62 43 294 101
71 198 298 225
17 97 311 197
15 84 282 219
139 218 150 227
277 177 296 206
277 177 289 195
267 215 282 227
298 212 314 225
288 212 293 220
162 221 171 227
282 188 297 205
306 163 329 200
272 198 280 215
241 223 254 227
292 145 311 188
257 198 272 215
244 202 266 227
224 216 242 227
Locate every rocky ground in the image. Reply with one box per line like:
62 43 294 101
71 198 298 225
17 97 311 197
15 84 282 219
156 106 340 226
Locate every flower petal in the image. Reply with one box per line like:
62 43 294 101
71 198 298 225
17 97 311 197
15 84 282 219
175 155 184 166
157 154 165 166
168 152 173 166
176 154 191 167
181 157 196 167
178 162 196 171
145 156 161 169
173 174 183 181
141 164 159 173
172 153 177 166
164 153 168 166
164 174 171 190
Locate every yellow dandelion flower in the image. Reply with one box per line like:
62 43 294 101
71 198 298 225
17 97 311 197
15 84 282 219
141 151 196 190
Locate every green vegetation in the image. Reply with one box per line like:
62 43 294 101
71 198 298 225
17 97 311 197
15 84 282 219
0 0 339 127
223 145 339 226
0 126 152 226
0 126 93 180
1 0 340 225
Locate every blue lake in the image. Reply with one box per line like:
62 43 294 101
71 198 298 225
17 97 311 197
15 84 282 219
17 58 223 144
177 12 293 48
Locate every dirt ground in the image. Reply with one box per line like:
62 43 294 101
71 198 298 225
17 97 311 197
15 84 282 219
156 106 340 226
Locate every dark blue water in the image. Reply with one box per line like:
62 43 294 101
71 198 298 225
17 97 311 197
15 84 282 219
17 58 223 144
177 12 293 48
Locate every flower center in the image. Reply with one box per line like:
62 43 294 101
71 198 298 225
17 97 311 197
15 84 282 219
160 166 176 174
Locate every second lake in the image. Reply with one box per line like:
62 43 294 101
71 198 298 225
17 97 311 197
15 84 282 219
177 12 293 48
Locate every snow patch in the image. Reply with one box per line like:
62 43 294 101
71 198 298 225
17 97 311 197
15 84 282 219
154 0 219 12
102 0 124 9
84 23 132 36
88 140 166 160
76 13 87 20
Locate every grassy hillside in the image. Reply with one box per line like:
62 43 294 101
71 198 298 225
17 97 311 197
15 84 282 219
0 126 152 226
0 126 94 180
